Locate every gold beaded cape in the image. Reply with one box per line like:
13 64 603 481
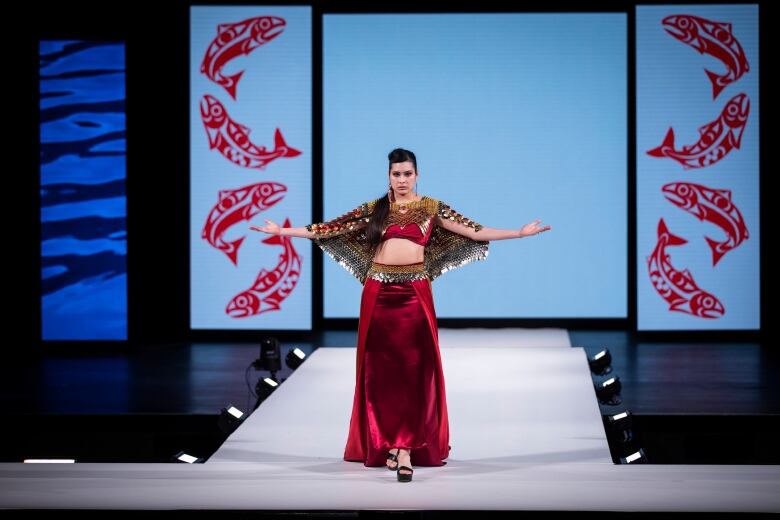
305 195 489 284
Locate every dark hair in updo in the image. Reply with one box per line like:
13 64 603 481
365 148 418 250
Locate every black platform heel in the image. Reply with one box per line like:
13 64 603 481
397 450 413 482
397 464 413 482
386 448 400 471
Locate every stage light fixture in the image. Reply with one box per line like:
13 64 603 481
606 410 634 443
595 376 622 405
285 347 306 370
254 376 280 409
588 348 613 375
23 458 76 463
619 448 648 464
218 404 245 435
252 337 282 372
172 451 204 464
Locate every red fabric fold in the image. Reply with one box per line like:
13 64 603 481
343 278 451 467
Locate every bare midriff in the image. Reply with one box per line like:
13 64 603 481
372 237 425 265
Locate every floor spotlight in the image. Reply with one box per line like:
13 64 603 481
254 376 280 409
23 458 76 463
218 404 245 435
595 376 622 405
619 448 648 464
588 348 612 375
252 337 282 372
172 451 204 464
606 410 634 443
285 347 307 370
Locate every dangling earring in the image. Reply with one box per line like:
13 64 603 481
388 183 395 203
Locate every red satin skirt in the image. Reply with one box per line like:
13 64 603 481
343 274 451 467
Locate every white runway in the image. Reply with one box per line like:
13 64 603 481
209 340 610 465
1 328 778 512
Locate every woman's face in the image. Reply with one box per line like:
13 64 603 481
389 161 417 196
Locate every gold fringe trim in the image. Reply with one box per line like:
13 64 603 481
366 261 429 283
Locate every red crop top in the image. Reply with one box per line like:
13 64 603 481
380 221 434 246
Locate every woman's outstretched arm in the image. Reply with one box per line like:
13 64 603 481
250 220 316 238
435 214 551 241
251 200 374 240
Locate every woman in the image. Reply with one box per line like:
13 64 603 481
250 148 551 482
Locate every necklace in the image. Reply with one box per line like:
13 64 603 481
392 195 424 212
385 196 435 235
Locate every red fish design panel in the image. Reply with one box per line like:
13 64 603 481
199 14 305 320
644 12 752 323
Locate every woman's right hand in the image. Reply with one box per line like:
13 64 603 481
249 219 281 236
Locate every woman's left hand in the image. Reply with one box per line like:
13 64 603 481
519 219 551 237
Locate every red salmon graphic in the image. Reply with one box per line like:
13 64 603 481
202 182 286 265
200 16 286 99
662 182 749 266
646 93 749 169
662 14 749 100
648 218 725 318
226 218 302 317
201 94 301 169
